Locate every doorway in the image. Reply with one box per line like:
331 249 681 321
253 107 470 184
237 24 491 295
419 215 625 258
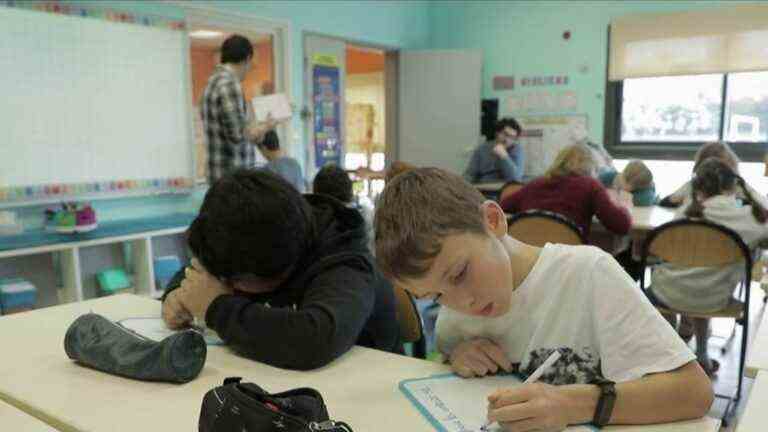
181 5 290 184
304 35 392 200
188 27 276 180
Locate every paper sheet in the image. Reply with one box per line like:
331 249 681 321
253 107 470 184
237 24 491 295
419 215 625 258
118 317 223 345
251 93 292 122
400 373 593 432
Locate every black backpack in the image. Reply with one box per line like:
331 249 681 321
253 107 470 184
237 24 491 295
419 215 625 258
199 377 353 432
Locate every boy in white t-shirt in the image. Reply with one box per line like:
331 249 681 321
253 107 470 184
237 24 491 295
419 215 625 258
374 168 713 430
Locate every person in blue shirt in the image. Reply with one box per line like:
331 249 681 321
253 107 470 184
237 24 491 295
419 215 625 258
464 118 525 183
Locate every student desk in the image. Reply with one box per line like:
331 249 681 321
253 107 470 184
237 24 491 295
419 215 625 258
0 399 59 431
745 306 768 378
591 206 676 255
0 295 719 432
735 371 768 431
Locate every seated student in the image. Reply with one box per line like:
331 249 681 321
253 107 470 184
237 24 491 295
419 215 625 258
617 160 658 207
660 142 746 208
257 130 306 192
501 144 631 237
162 169 401 370
464 117 525 183
649 158 768 376
313 163 374 252
375 168 713 429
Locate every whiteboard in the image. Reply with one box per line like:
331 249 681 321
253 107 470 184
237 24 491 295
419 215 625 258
516 115 589 181
400 373 593 432
0 7 192 189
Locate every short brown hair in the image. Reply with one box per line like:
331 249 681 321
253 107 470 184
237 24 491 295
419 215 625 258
375 168 486 281
385 161 416 183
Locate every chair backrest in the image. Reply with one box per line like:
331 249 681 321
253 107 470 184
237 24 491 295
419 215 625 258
392 284 424 344
641 219 751 269
507 210 586 247
499 181 523 203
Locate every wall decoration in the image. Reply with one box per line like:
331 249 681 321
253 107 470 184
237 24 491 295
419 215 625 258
1 0 186 30
520 75 569 87
493 76 515 90
312 61 342 168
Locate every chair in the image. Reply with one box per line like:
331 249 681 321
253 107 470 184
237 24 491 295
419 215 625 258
507 210 587 247
499 181 523 204
392 284 427 359
639 218 752 420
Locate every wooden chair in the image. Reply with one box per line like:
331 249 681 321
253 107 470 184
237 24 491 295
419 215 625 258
507 210 587 247
639 219 752 418
392 284 427 359
499 181 523 204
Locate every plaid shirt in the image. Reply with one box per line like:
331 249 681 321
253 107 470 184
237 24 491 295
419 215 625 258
201 65 256 183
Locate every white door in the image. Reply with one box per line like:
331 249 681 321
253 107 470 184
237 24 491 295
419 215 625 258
304 35 346 179
398 50 482 174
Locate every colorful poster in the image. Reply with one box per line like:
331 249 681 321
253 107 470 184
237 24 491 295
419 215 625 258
313 63 342 168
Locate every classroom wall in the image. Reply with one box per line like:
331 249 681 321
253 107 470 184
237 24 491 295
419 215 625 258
428 0 760 144
10 0 430 230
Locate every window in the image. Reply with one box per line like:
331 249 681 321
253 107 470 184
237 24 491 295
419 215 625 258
608 71 768 161
621 74 723 142
725 71 768 143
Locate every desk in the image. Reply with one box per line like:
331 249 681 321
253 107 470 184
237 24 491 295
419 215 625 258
473 182 506 192
736 371 768 431
0 399 58 431
746 307 768 378
0 295 719 432
627 206 677 232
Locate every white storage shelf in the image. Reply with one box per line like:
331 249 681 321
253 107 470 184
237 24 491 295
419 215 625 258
0 225 190 307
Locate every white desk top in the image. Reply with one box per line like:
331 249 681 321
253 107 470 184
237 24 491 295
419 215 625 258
736 371 768 431
628 206 677 232
746 307 768 378
473 182 506 192
0 295 719 432
0 399 58 431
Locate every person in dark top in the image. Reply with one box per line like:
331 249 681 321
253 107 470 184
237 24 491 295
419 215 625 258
162 169 401 370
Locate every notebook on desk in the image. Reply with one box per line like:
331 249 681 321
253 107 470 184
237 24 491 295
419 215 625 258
118 317 224 346
399 373 594 432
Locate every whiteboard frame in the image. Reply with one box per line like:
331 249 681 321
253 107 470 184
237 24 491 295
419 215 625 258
173 1 294 184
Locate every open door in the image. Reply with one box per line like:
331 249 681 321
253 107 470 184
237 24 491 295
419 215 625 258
397 50 482 174
304 35 346 179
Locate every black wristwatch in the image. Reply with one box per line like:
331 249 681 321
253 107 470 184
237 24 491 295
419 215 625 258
592 379 616 428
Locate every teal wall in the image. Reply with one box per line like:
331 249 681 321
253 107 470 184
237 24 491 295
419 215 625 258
8 0 430 229
429 0 758 143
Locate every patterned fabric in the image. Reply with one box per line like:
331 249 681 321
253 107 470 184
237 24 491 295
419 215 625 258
201 65 256 183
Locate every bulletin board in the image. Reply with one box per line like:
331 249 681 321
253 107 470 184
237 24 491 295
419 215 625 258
516 114 589 180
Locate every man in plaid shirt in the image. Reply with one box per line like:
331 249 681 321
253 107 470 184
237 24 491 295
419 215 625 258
202 35 277 183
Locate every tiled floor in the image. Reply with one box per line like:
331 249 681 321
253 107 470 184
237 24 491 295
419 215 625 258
695 283 766 431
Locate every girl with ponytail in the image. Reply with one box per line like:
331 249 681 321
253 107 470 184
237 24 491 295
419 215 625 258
650 157 768 376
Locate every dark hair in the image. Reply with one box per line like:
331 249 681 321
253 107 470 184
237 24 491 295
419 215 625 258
313 164 353 203
495 117 521 136
220 34 254 64
260 130 280 152
686 157 767 223
188 169 314 280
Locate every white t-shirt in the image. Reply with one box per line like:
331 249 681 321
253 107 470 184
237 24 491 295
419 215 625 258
651 195 768 313
436 244 694 384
